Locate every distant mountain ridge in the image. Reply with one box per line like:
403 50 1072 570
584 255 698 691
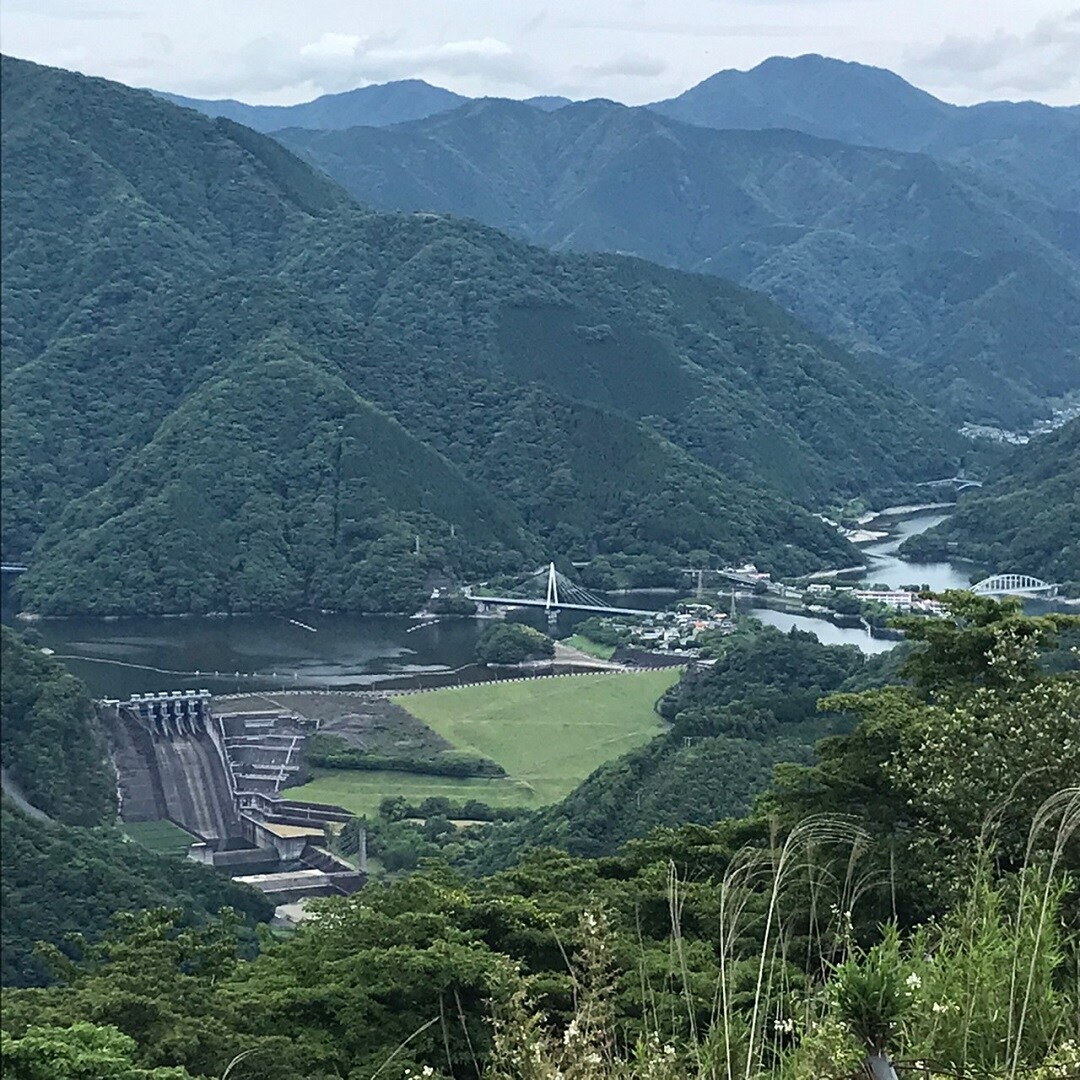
275 97 1080 425
651 55 1080 211
3 56 960 616
157 78 470 131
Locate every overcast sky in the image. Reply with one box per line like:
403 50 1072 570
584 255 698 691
2 1 1077 107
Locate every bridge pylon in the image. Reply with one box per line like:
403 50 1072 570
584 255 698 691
545 562 560 622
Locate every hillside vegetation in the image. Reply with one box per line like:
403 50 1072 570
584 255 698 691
0 628 275 988
2 56 959 614
2 598 1077 1076
901 418 1080 590
0 627 115 826
277 97 1080 425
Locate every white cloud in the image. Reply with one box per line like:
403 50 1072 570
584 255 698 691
906 9 1080 99
574 53 667 79
1 0 1077 106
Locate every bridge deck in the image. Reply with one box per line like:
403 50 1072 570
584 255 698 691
472 596 657 617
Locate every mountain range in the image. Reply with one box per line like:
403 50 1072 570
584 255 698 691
157 54 1080 426
274 98 1080 426
2 56 959 616
161 53 1080 212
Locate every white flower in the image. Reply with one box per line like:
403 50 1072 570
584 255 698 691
904 971 922 990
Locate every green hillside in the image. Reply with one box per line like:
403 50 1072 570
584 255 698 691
277 99 1080 425
16 337 533 615
3 56 960 614
0 627 115 826
901 419 1080 591
0 632 276 987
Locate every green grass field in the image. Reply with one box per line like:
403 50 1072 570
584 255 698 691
289 670 679 814
122 819 196 856
286 771 542 817
561 633 617 660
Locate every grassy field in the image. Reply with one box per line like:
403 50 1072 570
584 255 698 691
561 633 617 660
287 670 679 814
286 771 543 817
122 819 196 856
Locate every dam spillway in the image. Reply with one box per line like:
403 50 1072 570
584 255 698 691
106 691 242 842
151 729 241 841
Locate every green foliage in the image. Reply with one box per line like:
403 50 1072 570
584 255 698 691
1 1022 196 1080
0 627 116 826
831 926 910 1055
305 732 506 777
658 625 864 740
901 420 1080 591
0 805 274 988
476 624 555 665
2 57 962 616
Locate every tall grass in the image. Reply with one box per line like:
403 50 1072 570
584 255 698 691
467 792 1079 1080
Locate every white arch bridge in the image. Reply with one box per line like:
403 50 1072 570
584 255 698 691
970 574 1059 597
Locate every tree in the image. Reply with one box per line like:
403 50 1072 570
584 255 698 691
476 623 555 664
1 1023 195 1080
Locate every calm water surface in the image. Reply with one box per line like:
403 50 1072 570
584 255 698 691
0 589 646 698
1 512 972 695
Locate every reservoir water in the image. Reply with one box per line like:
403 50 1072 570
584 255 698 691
854 513 980 592
1 511 974 696
749 509 982 653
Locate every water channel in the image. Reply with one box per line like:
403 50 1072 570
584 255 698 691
1 511 979 697
750 509 982 652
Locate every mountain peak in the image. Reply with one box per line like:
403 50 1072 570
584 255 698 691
651 53 950 149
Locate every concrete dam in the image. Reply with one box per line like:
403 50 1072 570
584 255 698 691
105 691 243 842
103 690 366 902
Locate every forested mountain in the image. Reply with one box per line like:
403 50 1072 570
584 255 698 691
2 56 958 614
159 78 469 131
651 54 1080 212
276 99 1080 425
901 418 1080 590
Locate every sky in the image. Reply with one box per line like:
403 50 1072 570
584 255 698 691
1 1 1077 108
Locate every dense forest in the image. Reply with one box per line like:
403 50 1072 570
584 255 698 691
901 419 1080 591
0 629 276 988
0 626 115 826
2 598 1077 1077
2 55 961 615
277 98 1080 426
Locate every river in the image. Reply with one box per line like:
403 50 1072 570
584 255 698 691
1 511 974 695
749 509 982 653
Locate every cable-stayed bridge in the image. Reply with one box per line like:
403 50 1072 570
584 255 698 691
466 564 658 618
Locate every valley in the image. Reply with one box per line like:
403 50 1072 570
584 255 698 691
1 32 1077 1080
